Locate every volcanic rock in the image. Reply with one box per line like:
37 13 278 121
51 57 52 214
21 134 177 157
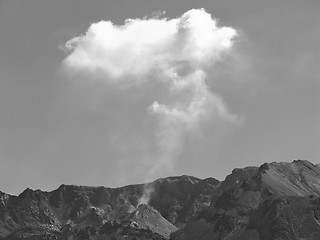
171 160 320 240
1 160 320 240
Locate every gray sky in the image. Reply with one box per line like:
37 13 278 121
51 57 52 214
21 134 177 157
0 0 319 195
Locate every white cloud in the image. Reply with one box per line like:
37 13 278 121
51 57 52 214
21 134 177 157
63 8 236 81
63 8 239 204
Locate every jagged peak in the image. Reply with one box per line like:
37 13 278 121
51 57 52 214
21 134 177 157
292 159 314 165
18 187 34 197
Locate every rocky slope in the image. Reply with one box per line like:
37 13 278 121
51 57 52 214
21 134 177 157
171 160 320 240
1 160 320 240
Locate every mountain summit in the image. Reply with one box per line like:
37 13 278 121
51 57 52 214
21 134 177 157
1 160 320 240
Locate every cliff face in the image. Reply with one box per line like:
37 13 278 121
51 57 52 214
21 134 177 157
1 160 320 240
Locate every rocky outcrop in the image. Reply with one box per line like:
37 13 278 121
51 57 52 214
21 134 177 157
125 204 177 238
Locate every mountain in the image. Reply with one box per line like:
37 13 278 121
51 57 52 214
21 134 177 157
1 160 320 239
0 175 217 240
171 160 320 240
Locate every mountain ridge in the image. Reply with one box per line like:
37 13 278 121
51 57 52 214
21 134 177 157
1 159 320 240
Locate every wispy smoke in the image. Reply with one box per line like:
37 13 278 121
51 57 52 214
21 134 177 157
62 8 239 205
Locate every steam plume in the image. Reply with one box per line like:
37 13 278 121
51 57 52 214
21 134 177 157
62 9 239 205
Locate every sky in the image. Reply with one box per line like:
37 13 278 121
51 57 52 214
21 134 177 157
0 0 319 195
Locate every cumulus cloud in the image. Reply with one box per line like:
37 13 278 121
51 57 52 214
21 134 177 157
63 8 239 204
63 8 236 80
